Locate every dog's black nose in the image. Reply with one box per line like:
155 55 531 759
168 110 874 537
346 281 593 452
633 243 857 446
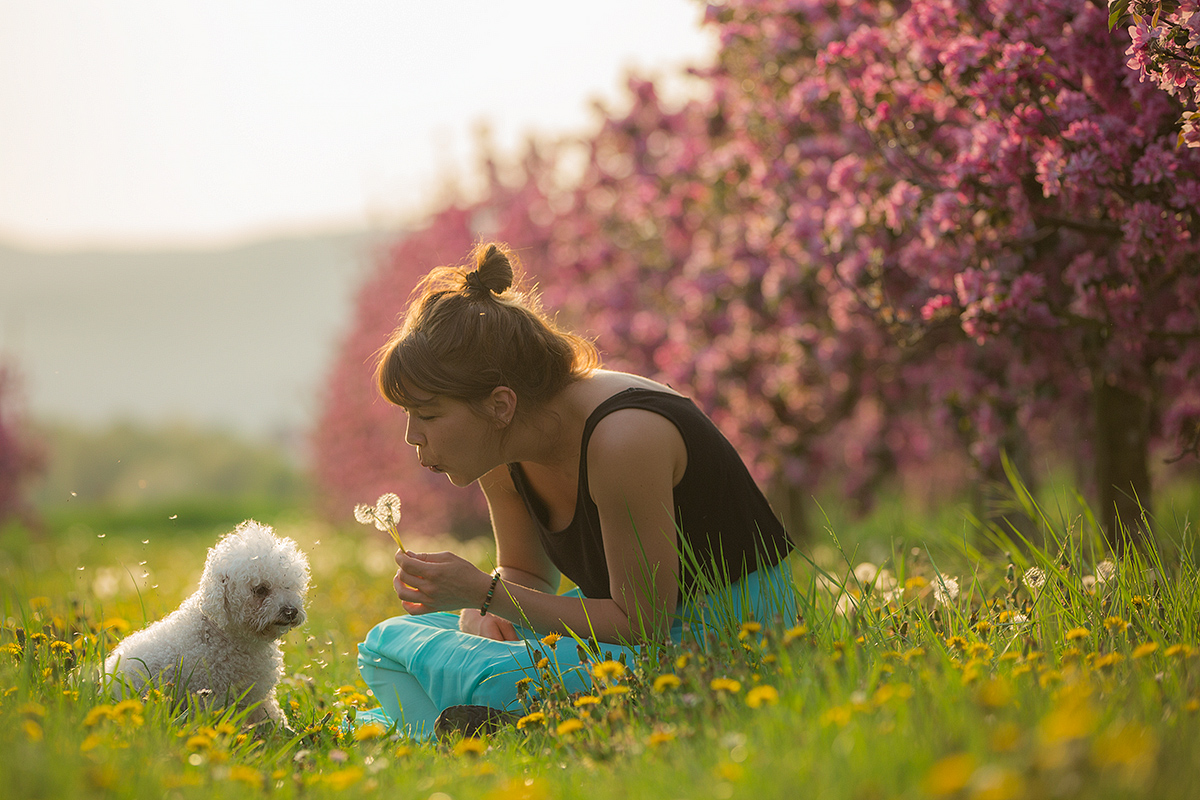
279 606 298 623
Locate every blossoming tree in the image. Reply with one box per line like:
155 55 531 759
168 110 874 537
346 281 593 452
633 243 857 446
316 0 1200 546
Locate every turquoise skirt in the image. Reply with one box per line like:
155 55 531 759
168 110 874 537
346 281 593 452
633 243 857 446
356 560 796 738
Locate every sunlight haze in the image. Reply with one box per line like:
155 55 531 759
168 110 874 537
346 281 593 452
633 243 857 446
0 0 715 249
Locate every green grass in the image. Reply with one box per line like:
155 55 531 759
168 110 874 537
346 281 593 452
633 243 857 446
3 486 1200 799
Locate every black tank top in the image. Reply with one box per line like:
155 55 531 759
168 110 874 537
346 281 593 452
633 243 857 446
507 388 793 599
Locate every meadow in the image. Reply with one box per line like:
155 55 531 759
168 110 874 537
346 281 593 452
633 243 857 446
2 478 1200 800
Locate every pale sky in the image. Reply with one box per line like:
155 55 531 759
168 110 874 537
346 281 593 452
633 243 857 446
0 0 715 250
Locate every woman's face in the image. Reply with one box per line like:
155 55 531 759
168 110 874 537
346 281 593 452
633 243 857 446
403 396 501 487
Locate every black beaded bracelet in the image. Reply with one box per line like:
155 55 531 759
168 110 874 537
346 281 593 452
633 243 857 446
479 570 501 616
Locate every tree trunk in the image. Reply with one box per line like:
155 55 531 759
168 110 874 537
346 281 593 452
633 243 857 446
1092 379 1152 550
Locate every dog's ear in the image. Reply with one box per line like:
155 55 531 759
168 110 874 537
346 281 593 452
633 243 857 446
198 571 231 630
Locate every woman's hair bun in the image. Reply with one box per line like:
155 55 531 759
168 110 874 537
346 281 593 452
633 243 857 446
467 242 515 296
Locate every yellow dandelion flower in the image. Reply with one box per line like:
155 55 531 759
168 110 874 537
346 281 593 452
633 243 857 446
516 677 533 689
23 719 43 742
1184 698 1200 713
1166 644 1196 658
945 635 968 651
540 633 562 648
555 719 585 736
647 729 676 747
782 625 808 645
715 762 744 782
228 765 262 786
966 643 994 660
573 695 600 707
535 657 550 670
905 575 929 590
1131 594 1145 609
50 640 71 655
101 618 131 633
974 677 1012 709
820 705 853 727
922 752 976 797
746 685 779 708
213 722 237 736
517 712 546 729
710 678 742 693
353 722 388 741
339 692 369 708
1104 616 1129 634
1132 642 1158 659
1038 669 1062 688
975 619 993 635
1094 652 1124 669
334 685 359 695
1065 627 1090 641
591 660 625 682
674 653 691 671
323 766 364 789
602 685 631 697
1060 646 1083 663
113 699 143 717
452 738 487 756
186 734 213 751
80 734 104 753
737 621 762 641
84 706 115 727
653 674 682 692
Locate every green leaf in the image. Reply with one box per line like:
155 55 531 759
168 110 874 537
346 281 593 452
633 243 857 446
1108 0 1131 31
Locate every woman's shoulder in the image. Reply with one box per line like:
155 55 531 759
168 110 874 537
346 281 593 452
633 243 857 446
580 370 683 406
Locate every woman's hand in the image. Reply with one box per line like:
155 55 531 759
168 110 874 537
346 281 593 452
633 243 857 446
392 550 490 616
458 608 519 641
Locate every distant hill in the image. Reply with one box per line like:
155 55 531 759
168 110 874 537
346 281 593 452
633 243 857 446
0 229 397 446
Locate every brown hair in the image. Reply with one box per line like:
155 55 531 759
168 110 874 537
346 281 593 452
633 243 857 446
375 242 600 414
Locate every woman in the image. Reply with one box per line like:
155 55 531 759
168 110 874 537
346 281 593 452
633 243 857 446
356 242 795 737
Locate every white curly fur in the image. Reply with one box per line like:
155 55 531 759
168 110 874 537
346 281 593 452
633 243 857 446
103 520 310 726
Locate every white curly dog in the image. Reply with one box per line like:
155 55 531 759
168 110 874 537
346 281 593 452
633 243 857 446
104 520 310 726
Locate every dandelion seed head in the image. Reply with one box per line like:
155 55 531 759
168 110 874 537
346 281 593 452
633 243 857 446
375 493 402 525
933 576 960 606
353 504 375 525
1023 567 1046 590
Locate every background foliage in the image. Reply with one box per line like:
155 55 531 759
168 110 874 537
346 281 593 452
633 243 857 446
314 0 1200 544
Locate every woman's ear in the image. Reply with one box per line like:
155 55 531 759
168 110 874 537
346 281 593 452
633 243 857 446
487 386 517 427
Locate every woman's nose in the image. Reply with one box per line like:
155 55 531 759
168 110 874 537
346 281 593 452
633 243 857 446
405 417 423 447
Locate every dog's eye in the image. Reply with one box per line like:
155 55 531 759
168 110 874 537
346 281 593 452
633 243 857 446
253 584 271 597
